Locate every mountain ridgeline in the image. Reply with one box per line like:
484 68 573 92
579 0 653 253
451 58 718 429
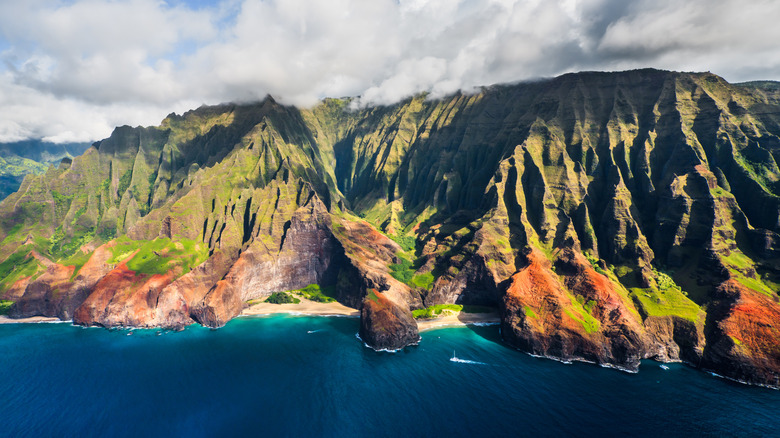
1 69 779 386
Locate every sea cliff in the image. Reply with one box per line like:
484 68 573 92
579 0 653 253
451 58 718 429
1 69 779 386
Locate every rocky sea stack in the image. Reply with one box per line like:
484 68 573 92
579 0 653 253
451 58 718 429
1 69 779 387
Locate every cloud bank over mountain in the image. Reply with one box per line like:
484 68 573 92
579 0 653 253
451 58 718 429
1 0 779 142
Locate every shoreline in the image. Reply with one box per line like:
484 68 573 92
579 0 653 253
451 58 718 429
241 298 360 317
0 306 501 332
0 305 501 332
2 309 777 390
0 315 61 324
240 300 501 332
416 311 501 332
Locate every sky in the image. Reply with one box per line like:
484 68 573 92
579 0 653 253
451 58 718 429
1 0 779 143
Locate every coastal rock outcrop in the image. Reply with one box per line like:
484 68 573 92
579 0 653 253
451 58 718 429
500 249 649 369
359 289 420 350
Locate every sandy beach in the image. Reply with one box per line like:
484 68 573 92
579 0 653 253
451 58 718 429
416 311 500 332
241 298 360 317
0 315 60 324
241 299 500 332
0 303 499 330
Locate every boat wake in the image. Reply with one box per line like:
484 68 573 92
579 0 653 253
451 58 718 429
307 330 323 334
450 351 487 365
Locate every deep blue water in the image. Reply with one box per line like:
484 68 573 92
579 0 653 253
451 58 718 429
2 316 779 437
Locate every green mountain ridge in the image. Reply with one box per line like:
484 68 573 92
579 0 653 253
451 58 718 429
1 68 779 387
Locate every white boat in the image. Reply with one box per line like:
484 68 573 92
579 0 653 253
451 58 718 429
660 365 670 370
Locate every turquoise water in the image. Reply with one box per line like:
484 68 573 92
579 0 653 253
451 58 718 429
2 315 778 437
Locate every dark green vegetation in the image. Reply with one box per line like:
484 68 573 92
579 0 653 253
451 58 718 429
389 257 414 284
413 304 463 319
410 272 435 289
265 292 300 305
2 69 780 386
412 304 496 319
0 300 12 315
389 256 435 289
294 284 337 303
251 285 338 304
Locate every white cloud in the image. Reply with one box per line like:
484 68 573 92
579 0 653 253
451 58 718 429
0 0 779 143
0 70 201 143
594 0 780 76
1 0 215 103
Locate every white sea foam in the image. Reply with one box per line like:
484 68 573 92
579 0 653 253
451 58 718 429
700 369 779 390
599 362 639 374
526 352 573 365
354 333 399 352
354 332 421 352
524 350 640 373
450 357 487 365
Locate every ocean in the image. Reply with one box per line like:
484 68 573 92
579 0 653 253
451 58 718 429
2 315 778 437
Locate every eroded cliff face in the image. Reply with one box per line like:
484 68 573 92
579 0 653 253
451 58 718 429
192 194 345 327
1 69 779 385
